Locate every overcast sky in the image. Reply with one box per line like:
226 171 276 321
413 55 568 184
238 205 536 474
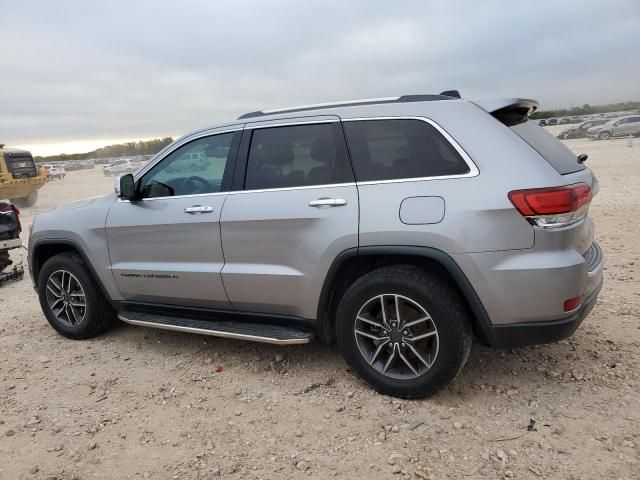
1 0 639 155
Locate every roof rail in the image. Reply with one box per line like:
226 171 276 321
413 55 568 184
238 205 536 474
237 93 458 120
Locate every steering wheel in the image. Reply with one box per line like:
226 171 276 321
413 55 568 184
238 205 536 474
180 176 212 195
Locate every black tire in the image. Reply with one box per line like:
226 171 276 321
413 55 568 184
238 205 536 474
37 252 115 339
336 265 472 398
11 190 38 208
599 131 611 140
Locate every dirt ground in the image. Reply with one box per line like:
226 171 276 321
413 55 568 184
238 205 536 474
1 134 639 480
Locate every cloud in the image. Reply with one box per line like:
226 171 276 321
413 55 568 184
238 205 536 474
1 0 639 149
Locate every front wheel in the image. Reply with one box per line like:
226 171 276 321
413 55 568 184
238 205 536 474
336 266 472 398
38 253 115 339
599 131 611 140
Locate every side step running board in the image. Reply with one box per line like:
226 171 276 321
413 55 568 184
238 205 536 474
118 311 313 345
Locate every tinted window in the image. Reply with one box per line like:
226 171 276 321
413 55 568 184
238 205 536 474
510 120 584 174
139 133 236 198
245 123 352 190
343 119 469 182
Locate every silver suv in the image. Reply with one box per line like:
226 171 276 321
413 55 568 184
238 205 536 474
28 92 604 398
586 114 640 140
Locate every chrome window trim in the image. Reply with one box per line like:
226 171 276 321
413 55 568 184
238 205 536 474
117 190 229 203
236 115 478 194
341 116 479 184
228 182 357 196
122 115 478 201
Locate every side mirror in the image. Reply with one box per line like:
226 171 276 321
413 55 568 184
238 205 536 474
116 174 137 200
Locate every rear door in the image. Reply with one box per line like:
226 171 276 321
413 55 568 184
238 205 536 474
105 128 241 308
622 116 640 135
219 116 358 319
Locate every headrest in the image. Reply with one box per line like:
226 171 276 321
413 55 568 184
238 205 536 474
310 134 336 163
260 139 294 166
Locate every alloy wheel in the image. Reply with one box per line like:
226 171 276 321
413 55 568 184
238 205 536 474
45 270 87 327
353 294 439 380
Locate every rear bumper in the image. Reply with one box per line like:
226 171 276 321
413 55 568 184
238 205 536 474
479 279 602 348
453 238 604 347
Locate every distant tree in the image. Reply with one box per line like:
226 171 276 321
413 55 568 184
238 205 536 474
530 101 640 119
35 137 174 163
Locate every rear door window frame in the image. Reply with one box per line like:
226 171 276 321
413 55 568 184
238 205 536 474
341 116 478 185
232 117 355 192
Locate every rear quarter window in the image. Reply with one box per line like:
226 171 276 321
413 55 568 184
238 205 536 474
343 119 470 182
510 120 584 174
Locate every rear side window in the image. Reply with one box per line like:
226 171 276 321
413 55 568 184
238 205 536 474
343 119 470 182
510 121 584 174
245 123 353 190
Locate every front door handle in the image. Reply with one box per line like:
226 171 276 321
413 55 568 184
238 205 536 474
309 198 347 208
184 205 214 214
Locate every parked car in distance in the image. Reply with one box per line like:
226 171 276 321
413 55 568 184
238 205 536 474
587 115 640 140
547 118 558 125
558 119 608 139
64 161 83 172
538 119 547 126
28 93 604 398
80 160 95 170
559 118 571 125
42 164 66 180
103 159 142 176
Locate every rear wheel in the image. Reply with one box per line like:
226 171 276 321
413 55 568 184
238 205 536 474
38 253 115 339
336 265 472 398
11 190 38 208
599 131 611 140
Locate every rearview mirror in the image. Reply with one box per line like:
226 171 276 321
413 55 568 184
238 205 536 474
116 174 137 200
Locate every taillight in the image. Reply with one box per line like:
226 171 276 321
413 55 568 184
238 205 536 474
508 183 592 228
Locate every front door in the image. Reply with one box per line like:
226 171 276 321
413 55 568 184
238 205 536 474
220 117 358 320
105 129 241 308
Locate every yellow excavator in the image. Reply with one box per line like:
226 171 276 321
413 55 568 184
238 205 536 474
0 143 49 207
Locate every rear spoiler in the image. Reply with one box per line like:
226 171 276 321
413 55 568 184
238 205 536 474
472 98 539 126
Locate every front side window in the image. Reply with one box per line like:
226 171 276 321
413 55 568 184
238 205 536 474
343 119 470 182
139 133 236 198
244 123 352 190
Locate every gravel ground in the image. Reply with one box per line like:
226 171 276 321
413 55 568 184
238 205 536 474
1 135 639 479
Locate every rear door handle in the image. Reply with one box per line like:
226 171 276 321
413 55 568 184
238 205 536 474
308 198 347 208
184 205 214 214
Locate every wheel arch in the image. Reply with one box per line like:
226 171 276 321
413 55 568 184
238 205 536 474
30 239 113 306
316 246 495 345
